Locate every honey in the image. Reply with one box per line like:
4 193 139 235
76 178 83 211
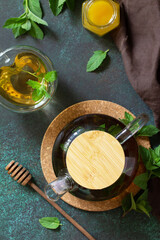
0 52 47 105
82 0 120 36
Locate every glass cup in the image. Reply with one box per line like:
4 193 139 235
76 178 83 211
45 113 149 201
0 45 57 113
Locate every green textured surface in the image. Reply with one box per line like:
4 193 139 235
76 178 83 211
0 1 160 240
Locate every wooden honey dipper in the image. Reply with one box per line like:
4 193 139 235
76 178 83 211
5 160 96 240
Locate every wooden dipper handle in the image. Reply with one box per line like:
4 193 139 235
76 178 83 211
5 161 96 240
28 182 95 240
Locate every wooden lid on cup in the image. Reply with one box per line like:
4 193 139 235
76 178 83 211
66 130 125 189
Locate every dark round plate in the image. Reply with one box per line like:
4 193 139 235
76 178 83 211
52 113 139 201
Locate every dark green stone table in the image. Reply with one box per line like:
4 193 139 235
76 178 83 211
0 1 160 240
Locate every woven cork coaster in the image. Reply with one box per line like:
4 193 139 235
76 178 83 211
40 100 150 211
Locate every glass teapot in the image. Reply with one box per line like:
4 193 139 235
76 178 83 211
45 113 149 201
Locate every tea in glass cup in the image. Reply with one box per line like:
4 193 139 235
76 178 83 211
0 46 57 113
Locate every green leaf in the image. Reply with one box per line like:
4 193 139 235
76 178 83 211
12 26 27 38
23 0 42 18
154 145 160 157
3 17 26 29
39 217 61 229
137 125 159 137
119 112 134 125
130 192 137 210
133 172 149 190
122 193 136 216
97 123 106 131
86 50 109 72
21 19 31 30
44 90 51 99
149 149 160 166
137 189 148 202
60 143 68 151
66 0 75 10
27 9 48 26
26 80 41 89
108 124 122 137
32 89 44 101
154 145 160 156
125 112 134 122
139 146 159 170
58 0 66 7
44 71 57 82
152 168 160 177
29 21 44 39
122 194 132 215
136 191 151 217
49 0 64 16
139 146 151 169
136 201 151 217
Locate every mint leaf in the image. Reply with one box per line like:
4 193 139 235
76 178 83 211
44 90 51 99
21 20 31 31
97 123 106 131
27 80 41 89
24 0 42 18
152 168 160 177
119 112 134 125
29 21 44 40
149 149 160 167
108 124 122 137
3 18 26 29
32 89 44 101
136 201 151 217
44 71 57 82
72 126 85 133
133 172 149 190
136 190 151 217
137 125 159 137
122 193 136 217
122 191 151 217
137 189 148 202
122 194 132 215
39 217 61 229
86 50 109 72
58 0 66 7
120 112 159 137
155 145 160 157
12 26 27 38
139 146 159 170
124 112 134 122
66 0 75 10
60 143 68 151
27 9 48 26
49 0 64 16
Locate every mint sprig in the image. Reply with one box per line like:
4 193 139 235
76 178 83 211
39 217 62 229
119 112 159 137
122 144 160 217
3 0 48 39
122 190 152 217
49 0 75 16
118 111 160 217
26 70 57 101
86 50 109 72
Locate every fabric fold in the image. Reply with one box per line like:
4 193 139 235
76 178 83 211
112 0 160 127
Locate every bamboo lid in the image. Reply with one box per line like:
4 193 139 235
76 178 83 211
66 130 125 189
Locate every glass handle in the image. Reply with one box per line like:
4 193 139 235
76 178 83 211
44 173 75 201
115 113 149 145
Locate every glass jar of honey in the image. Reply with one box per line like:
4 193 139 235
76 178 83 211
82 0 120 36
